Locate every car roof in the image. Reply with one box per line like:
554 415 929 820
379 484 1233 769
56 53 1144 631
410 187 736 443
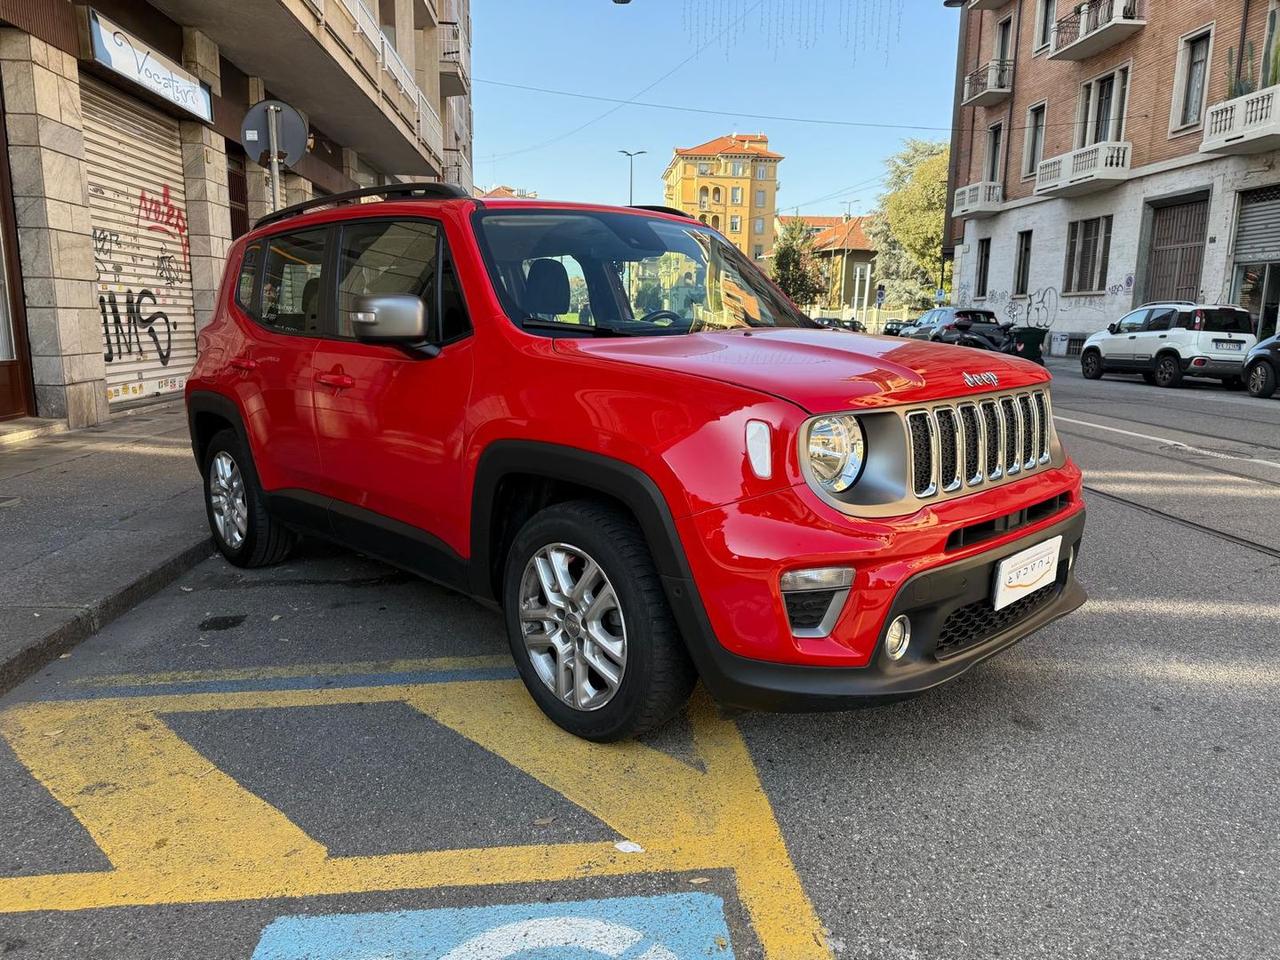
1136 301 1247 310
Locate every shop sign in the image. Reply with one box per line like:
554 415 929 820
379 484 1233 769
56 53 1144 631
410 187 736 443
85 8 212 123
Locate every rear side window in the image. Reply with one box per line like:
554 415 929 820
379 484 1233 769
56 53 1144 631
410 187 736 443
236 243 260 316
261 230 326 334
1200 309 1252 333
1145 308 1176 331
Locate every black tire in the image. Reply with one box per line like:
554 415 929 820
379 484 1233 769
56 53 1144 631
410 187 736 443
1141 372 1157 385
1248 360 1278 398
1154 354 1183 388
1081 350 1103 380
202 428 295 567
502 499 696 741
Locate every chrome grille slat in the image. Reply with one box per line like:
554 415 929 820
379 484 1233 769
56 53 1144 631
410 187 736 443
1019 394 1036 467
1000 397 1020 476
906 411 937 497
1034 392 1051 463
980 399 1002 480
936 408 962 493
959 403 983 486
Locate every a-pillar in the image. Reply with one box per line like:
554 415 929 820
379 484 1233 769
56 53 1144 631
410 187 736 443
180 28 231 332
0 29 106 427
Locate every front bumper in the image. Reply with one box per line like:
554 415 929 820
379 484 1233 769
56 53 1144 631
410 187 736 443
1182 357 1245 377
663 481 1087 710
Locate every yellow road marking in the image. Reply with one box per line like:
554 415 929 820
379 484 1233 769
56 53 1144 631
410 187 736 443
1 675 831 959
74 654 513 687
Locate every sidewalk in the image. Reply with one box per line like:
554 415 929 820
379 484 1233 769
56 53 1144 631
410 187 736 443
0 401 212 691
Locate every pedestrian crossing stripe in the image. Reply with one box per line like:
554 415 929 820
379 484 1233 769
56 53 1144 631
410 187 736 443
0 663 832 960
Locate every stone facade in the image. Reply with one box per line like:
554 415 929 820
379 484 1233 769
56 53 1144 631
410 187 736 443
0 29 105 427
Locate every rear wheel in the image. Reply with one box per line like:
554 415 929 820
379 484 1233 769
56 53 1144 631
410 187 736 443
203 429 295 567
1154 354 1183 388
502 500 696 741
1248 360 1278 398
1081 350 1103 380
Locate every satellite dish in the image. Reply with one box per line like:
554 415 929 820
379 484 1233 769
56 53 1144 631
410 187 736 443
240 99 309 168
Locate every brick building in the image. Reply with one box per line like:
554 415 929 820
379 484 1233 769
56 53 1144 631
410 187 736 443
0 0 473 428
944 0 1280 354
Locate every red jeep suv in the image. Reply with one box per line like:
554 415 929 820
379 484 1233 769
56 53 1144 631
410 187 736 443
186 183 1086 740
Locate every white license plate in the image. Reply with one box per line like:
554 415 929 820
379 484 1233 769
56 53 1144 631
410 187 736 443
993 535 1062 611
1214 340 1243 351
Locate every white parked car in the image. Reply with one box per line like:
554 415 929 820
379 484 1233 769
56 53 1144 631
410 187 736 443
1080 302 1257 388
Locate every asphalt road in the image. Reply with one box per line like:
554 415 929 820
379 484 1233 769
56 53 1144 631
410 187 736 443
2 358 1278 959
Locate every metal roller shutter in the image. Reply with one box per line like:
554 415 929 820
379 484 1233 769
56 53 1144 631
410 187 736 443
1235 185 1280 264
82 77 198 405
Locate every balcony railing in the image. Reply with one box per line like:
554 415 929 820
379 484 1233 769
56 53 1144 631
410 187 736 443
417 91 444 160
1036 141 1131 196
1050 0 1145 61
1202 85 1280 155
952 181 1004 219
439 17 471 97
962 59 1013 107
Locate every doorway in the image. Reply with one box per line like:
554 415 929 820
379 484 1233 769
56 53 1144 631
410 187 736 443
1144 198 1208 304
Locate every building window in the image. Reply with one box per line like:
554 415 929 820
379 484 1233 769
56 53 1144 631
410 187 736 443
1078 66 1129 147
1064 216 1113 293
754 163 768 179
996 17 1013 61
730 215 741 232
698 162 712 175
754 189 766 208
731 161 746 176
731 186 742 204
1034 0 1056 51
1014 230 1033 295
753 244 764 259
753 217 764 234
698 185 709 210
1024 103 1047 177
1175 30 1212 129
711 214 720 230
975 238 992 299
712 186 722 203
985 122 1003 182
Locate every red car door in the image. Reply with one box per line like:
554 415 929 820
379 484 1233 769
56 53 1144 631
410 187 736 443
227 232 325 492
310 218 475 557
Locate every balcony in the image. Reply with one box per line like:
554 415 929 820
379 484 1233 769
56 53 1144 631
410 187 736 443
1049 0 1145 61
439 16 471 98
952 181 1004 219
968 0 1010 8
1202 86 1280 155
962 60 1013 107
1036 141 1131 196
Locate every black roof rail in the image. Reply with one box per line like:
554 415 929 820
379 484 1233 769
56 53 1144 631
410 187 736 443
630 204 694 219
1137 299 1198 308
254 181 474 230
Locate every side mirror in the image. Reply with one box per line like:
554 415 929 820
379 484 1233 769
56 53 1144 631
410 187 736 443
1107 322 1119 335
351 294 429 344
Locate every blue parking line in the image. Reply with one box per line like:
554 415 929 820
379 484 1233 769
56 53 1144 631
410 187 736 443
252 892 735 959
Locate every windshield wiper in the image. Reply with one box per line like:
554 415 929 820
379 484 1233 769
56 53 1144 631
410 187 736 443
519 317 637 337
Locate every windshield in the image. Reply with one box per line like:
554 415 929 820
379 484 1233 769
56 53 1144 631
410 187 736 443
473 209 815 335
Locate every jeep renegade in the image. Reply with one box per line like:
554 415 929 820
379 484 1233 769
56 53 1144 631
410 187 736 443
185 183 1087 741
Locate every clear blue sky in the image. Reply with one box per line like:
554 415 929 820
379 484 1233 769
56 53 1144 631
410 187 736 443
471 0 960 216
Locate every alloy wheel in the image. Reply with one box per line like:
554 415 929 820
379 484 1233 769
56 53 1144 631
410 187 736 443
1250 364 1268 394
208 451 248 550
518 542 627 711
1156 358 1177 386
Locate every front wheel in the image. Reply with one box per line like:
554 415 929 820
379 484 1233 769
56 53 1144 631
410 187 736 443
1248 360 1278 398
1154 355 1183 388
502 500 696 741
1081 350 1103 380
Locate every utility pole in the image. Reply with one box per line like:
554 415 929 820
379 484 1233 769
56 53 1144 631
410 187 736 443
618 149 646 205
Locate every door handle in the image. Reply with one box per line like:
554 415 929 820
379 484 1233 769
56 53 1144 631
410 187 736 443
1158 334 1167 339
229 355 257 371
1128 335 1137 339
316 371 355 389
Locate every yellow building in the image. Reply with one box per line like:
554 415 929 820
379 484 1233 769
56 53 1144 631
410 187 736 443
662 134 783 260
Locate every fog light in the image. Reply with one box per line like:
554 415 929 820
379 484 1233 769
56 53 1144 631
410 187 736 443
885 615 911 661
1192 357 1207 367
780 566 854 592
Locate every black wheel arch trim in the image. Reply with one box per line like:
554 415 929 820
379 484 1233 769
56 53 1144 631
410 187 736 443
186 391 252 470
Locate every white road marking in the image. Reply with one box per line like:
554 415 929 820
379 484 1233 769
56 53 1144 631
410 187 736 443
439 918 679 960
1054 414 1280 471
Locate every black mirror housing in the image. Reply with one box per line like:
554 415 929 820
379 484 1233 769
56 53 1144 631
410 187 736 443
1107 322 1119 335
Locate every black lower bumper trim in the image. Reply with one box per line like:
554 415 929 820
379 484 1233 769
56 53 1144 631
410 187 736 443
669 508 1087 712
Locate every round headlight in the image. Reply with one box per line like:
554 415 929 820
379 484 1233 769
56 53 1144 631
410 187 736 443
807 416 865 493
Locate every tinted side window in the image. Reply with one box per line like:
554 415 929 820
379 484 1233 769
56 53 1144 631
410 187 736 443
1175 310 1196 329
261 230 326 334
1145 308 1176 331
337 220 439 338
439 253 471 342
236 242 261 317
1117 310 1148 333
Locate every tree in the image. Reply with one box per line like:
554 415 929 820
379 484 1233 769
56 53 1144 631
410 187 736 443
866 140 950 310
770 217 825 307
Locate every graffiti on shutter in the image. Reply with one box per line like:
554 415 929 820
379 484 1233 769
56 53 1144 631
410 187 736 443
82 78 199 404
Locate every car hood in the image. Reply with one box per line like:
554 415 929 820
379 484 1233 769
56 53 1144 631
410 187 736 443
553 328 1050 414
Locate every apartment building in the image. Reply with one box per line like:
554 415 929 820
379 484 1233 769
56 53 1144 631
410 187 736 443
945 0 1280 355
662 134 782 260
811 216 877 313
0 0 473 428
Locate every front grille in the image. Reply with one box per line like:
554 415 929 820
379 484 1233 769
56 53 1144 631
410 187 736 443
935 584 1059 658
906 388 1053 505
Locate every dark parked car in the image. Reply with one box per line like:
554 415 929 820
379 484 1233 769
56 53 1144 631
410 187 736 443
1244 334 1278 398
882 319 905 336
904 307 1008 348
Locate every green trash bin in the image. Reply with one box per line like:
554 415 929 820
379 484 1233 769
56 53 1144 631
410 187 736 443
1006 326 1048 365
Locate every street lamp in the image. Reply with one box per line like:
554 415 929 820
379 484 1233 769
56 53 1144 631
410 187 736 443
618 149 646 205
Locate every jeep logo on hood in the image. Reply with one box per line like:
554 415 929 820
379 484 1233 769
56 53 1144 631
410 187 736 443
963 371 1000 389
